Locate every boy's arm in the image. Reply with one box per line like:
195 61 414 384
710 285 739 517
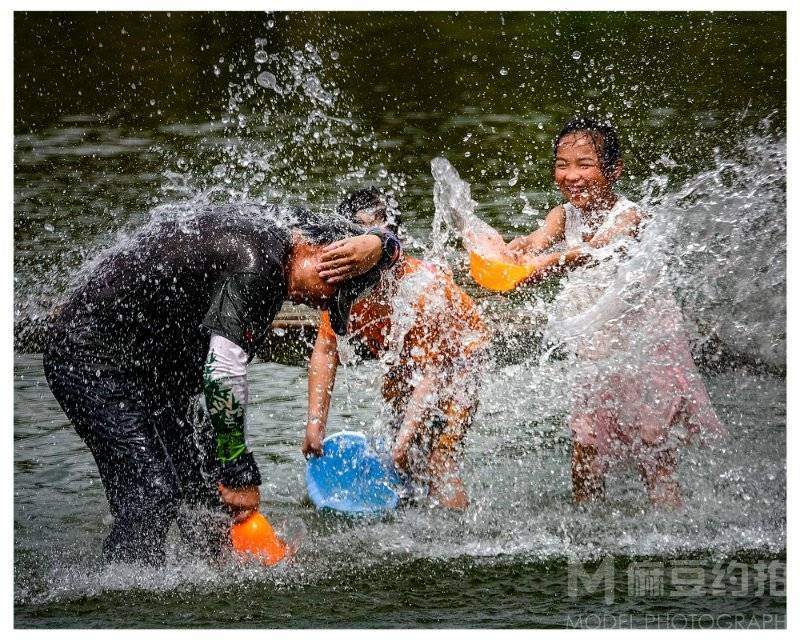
391 369 439 472
203 334 261 521
506 206 567 257
317 229 401 283
303 313 341 458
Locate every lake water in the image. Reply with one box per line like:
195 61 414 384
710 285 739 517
14 11 786 628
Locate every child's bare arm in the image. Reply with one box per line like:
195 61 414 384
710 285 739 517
304 322 340 457
507 206 567 257
521 207 642 284
391 370 439 471
588 207 642 248
519 247 587 284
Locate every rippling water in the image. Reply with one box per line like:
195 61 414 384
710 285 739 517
14 354 785 627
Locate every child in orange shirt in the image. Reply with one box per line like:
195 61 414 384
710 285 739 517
303 188 489 509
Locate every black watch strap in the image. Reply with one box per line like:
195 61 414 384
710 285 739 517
366 228 401 269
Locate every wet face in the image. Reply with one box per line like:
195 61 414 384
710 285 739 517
353 207 385 228
287 243 338 308
554 132 618 211
298 268 337 309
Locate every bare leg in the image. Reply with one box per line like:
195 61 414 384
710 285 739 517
572 442 606 503
428 446 468 510
638 447 682 510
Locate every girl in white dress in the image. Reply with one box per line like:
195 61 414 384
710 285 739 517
444 118 725 508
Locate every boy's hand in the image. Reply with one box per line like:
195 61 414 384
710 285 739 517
392 443 410 472
218 483 260 523
302 427 324 458
318 235 382 283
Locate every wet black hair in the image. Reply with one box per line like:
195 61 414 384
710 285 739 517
285 204 365 246
554 117 622 178
337 186 401 234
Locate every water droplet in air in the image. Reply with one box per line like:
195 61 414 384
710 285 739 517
43 223 55 232
499 67 508 76
213 164 226 178
213 65 221 76
330 51 339 60
572 50 582 60
378 168 388 178
257 71 281 93
254 50 268 64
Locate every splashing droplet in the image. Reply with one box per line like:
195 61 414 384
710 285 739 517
256 71 282 93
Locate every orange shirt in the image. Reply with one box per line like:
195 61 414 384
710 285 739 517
319 256 488 370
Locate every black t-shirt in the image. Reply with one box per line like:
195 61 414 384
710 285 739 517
48 205 293 400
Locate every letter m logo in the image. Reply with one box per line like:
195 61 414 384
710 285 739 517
568 556 615 605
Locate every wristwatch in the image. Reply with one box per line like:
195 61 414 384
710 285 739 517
366 227 401 269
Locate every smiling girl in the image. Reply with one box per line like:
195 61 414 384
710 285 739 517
446 117 725 509
459 118 642 278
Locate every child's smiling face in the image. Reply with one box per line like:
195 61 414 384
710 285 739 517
554 131 620 211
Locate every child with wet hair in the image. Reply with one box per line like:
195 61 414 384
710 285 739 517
448 117 725 508
304 187 489 510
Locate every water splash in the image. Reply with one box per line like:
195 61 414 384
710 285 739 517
432 126 786 374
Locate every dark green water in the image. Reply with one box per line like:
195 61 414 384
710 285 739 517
14 11 786 628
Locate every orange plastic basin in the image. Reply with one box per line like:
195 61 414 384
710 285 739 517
468 251 536 293
230 512 287 565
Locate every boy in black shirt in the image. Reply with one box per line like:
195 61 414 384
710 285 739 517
44 203 400 564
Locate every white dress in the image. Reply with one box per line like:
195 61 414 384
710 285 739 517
546 196 725 462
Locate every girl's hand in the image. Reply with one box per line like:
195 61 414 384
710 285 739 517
520 255 552 285
318 235 382 283
218 483 261 523
507 236 531 254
